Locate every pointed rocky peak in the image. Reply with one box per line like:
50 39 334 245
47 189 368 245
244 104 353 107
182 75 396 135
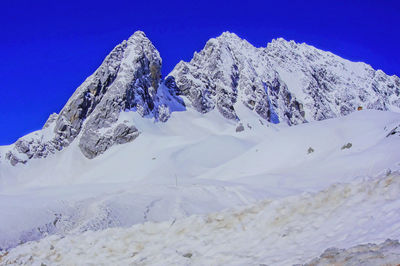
170 33 276 122
201 31 255 54
173 32 256 75
215 31 242 43
75 31 163 158
125 30 161 64
269 37 290 45
5 31 167 164
214 31 255 46
127 30 147 40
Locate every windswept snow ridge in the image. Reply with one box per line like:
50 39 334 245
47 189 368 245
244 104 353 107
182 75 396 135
2 172 400 265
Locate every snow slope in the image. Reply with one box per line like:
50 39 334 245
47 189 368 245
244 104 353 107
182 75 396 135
0 109 400 251
2 171 400 265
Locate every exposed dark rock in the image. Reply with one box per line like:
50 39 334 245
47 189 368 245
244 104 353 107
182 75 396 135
386 125 399 137
303 239 400 266
236 123 244 132
341 143 353 150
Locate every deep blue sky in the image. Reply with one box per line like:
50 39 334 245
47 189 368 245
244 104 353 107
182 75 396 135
1 0 399 145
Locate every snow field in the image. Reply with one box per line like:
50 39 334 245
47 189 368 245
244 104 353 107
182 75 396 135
2 171 400 265
1 110 400 251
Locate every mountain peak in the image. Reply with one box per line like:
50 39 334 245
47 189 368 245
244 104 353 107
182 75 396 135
131 30 146 37
168 32 400 126
267 37 301 50
3 31 400 166
270 37 289 43
213 31 252 48
217 31 241 40
4 30 166 163
127 30 149 42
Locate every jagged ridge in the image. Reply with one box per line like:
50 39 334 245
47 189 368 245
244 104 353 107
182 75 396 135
169 32 400 125
5 31 184 164
3 31 400 165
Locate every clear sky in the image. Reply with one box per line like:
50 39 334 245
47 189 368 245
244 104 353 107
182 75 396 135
1 0 399 145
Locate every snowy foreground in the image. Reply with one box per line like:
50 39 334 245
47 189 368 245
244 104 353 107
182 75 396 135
2 171 400 265
1 110 400 264
1 110 400 251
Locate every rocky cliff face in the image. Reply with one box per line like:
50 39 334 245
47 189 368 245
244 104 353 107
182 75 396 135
168 32 306 125
3 31 400 165
75 31 161 158
5 31 180 164
168 32 400 125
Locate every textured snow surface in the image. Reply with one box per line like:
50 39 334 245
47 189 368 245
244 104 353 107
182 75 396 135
1 109 400 253
2 171 400 265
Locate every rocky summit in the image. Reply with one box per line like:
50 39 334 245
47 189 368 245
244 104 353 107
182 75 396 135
3 31 400 165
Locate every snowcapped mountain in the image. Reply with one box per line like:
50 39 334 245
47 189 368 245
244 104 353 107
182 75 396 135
2 31 399 166
3 31 173 164
170 32 400 124
1 31 400 264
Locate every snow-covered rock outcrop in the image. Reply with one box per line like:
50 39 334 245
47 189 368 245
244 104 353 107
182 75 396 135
169 32 400 125
3 31 400 165
4 31 184 163
169 32 307 124
304 239 400 266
